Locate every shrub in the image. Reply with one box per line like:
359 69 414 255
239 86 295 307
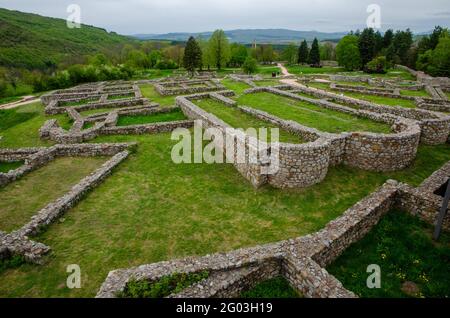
242 57 258 74
118 271 209 298
364 56 389 74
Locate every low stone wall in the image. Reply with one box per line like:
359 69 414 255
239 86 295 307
177 92 334 189
0 143 134 263
96 180 402 298
40 106 193 143
154 79 226 96
288 84 450 145
244 87 421 172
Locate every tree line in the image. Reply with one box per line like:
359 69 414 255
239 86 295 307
335 26 449 76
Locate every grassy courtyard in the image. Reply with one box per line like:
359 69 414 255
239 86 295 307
117 109 187 126
306 82 417 108
139 84 176 107
193 98 303 143
327 210 450 298
221 79 251 95
237 92 392 134
0 156 109 232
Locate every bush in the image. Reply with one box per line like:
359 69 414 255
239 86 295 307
118 271 209 298
364 56 389 74
155 59 178 70
242 57 258 74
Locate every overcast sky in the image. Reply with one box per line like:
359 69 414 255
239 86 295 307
1 0 449 34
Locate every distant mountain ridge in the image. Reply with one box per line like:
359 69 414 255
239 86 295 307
133 28 349 43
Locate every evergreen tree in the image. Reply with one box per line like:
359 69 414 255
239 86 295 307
383 29 394 48
308 38 321 66
358 28 376 66
298 40 309 64
183 36 202 75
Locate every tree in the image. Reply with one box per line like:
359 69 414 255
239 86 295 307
208 30 231 70
320 42 336 61
365 56 388 74
229 44 248 67
242 57 258 74
298 40 309 64
358 28 376 66
383 29 394 48
308 38 321 66
336 35 362 71
183 37 202 75
164 45 184 67
390 29 413 65
282 43 298 65
426 34 450 77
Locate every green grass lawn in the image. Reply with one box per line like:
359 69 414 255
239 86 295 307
254 79 281 87
241 276 301 298
327 210 450 298
107 95 133 101
400 90 430 98
221 79 251 95
0 156 109 232
194 98 303 144
306 83 417 109
0 161 24 173
116 109 187 126
139 84 176 107
237 92 392 134
61 99 99 107
287 65 345 75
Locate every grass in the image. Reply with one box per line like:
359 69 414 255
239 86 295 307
0 161 24 173
307 83 417 109
118 271 209 298
287 65 345 75
0 156 110 232
254 79 281 87
327 210 450 298
400 90 430 98
107 95 133 101
116 109 187 126
0 96 22 105
61 99 99 107
237 92 392 134
193 98 303 144
139 84 175 107
1 88 450 298
241 276 301 298
221 79 251 95
0 127 448 297
0 107 39 131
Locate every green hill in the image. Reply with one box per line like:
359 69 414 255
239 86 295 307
0 8 135 69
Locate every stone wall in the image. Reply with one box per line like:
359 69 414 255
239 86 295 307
96 180 402 298
40 106 194 143
243 87 421 172
288 84 450 145
177 92 334 189
0 143 134 263
154 79 226 96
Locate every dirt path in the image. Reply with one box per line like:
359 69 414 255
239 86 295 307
0 96 40 110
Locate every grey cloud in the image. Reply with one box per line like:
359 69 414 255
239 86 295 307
0 0 448 34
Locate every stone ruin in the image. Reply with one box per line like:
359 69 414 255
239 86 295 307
0 143 135 263
177 87 421 189
96 161 450 298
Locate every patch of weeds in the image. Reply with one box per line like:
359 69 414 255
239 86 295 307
118 271 209 298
